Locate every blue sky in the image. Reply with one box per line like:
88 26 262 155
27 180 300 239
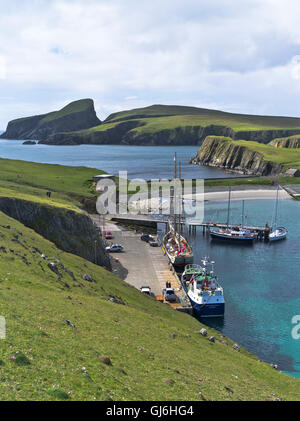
0 0 300 128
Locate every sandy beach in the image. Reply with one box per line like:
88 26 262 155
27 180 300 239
184 188 292 202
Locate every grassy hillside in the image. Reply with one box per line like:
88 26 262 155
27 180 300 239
104 104 300 132
10 99 95 126
270 135 300 148
0 158 102 209
1 210 300 400
1 158 300 400
231 139 300 170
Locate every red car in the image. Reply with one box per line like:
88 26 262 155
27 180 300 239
104 230 113 239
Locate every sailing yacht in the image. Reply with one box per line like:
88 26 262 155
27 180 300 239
163 153 193 266
269 185 288 242
210 188 256 242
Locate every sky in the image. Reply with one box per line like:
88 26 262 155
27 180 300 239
0 0 300 128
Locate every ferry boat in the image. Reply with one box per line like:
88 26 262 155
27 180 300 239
181 258 225 317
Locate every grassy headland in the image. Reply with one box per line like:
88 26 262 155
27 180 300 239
1 209 300 400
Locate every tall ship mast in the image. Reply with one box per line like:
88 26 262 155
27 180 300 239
163 153 193 266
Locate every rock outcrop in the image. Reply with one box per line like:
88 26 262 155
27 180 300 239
269 135 300 148
190 136 282 176
0 197 110 269
0 99 101 140
39 120 144 145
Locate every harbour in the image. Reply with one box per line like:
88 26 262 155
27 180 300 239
98 193 300 377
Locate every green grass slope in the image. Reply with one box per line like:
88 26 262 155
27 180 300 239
10 99 95 126
0 158 103 209
231 139 300 170
104 104 300 131
1 210 300 400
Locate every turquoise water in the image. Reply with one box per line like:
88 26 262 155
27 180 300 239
182 198 300 377
0 139 237 180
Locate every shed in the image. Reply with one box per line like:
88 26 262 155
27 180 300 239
285 168 300 177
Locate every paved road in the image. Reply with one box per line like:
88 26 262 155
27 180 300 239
110 230 162 295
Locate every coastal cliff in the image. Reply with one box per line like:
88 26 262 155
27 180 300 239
0 99 101 140
0 197 110 269
3 101 300 145
269 135 300 148
190 136 282 176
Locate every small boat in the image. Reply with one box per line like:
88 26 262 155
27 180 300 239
269 185 288 242
210 191 256 242
181 258 225 317
269 226 288 242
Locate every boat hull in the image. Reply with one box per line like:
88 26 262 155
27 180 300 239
210 231 254 242
269 233 287 242
167 253 193 266
189 296 225 317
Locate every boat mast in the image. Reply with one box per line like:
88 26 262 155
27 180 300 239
174 152 177 235
241 200 245 228
226 187 231 228
273 184 279 230
178 160 181 245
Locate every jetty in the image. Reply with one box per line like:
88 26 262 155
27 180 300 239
90 215 192 313
108 214 272 241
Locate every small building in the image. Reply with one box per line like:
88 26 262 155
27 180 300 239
93 174 115 183
285 168 300 177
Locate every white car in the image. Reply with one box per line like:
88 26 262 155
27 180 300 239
106 244 123 253
140 286 151 295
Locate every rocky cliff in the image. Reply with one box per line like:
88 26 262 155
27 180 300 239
269 135 300 148
39 124 300 146
0 197 110 269
190 136 282 176
39 120 144 145
0 99 101 140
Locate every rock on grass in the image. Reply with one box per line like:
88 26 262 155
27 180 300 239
99 356 112 366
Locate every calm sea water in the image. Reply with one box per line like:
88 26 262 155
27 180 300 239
178 198 300 377
1 138 300 377
0 139 237 180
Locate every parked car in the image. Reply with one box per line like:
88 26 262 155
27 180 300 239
106 244 123 253
149 240 159 247
162 287 177 303
141 234 154 243
140 286 151 295
104 230 113 239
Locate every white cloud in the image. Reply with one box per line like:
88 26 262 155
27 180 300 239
0 56 6 79
0 0 300 128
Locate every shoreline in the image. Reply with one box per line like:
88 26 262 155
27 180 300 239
184 188 292 202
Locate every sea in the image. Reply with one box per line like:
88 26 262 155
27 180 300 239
0 139 236 180
1 138 300 377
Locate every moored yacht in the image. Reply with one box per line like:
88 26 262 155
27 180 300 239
210 191 256 242
269 185 288 242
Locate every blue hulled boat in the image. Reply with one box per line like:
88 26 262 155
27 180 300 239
181 259 225 317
